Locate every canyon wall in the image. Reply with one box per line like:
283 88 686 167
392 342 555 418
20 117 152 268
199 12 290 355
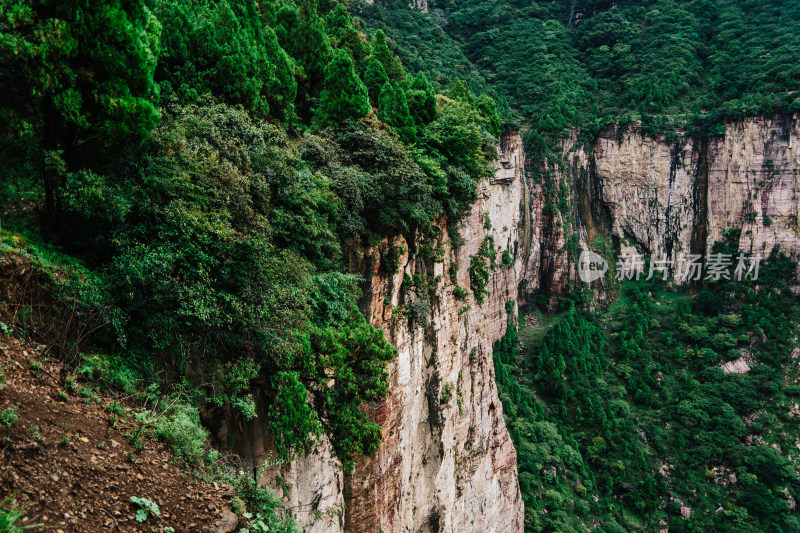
343 132 526 533
238 132 529 533
242 114 799 533
566 114 800 284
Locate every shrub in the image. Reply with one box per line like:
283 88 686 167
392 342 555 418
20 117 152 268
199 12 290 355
0 407 18 428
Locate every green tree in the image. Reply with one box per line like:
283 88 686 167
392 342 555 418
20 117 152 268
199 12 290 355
0 0 161 223
378 82 416 144
371 29 405 81
326 2 367 68
363 58 390 107
407 72 437 126
262 26 298 123
154 0 259 113
317 49 371 126
278 7 332 121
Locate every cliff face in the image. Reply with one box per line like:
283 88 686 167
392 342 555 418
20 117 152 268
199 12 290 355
341 132 526 533
564 114 800 285
237 132 528 533
239 115 799 533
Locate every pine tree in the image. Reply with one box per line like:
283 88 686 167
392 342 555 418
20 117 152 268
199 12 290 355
448 78 473 104
263 26 297 123
326 3 367 68
153 0 296 119
317 49 371 126
0 0 161 224
378 82 395 122
378 82 416 144
371 29 405 81
392 85 416 144
364 59 390 107
407 72 437 125
275 4 332 121
293 13 332 119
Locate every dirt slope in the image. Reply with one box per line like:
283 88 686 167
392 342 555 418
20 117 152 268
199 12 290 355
0 335 237 533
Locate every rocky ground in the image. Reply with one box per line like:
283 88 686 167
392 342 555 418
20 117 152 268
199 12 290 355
0 335 238 533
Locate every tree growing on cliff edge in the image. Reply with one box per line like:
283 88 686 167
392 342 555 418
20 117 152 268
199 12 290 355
317 49 371 127
378 82 416 144
0 0 161 226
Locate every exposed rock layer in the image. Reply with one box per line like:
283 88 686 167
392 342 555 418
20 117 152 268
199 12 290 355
229 132 528 533
342 132 526 533
234 114 799 533
565 115 800 286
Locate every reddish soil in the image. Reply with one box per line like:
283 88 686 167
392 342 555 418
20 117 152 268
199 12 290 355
0 335 236 533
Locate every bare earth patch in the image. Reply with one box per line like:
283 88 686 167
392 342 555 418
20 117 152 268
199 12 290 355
0 335 236 532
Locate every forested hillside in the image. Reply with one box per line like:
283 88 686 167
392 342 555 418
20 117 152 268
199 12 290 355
0 0 502 528
369 0 800 146
494 246 800 532
2 0 800 531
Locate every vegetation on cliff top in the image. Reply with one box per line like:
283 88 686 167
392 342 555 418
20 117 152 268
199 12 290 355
0 0 501 483
367 0 800 146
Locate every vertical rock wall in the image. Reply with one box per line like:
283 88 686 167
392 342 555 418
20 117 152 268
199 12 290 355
241 114 799 533
566 114 800 283
244 133 528 533
342 131 526 533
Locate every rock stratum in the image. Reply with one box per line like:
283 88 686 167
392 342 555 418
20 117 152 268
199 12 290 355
231 113 800 532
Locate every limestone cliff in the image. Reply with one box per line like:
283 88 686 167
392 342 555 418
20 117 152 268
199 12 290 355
565 114 800 285
229 132 528 533
230 115 799 533
341 131 526 533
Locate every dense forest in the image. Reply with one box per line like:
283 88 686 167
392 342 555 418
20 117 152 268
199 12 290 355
0 0 501 528
363 0 800 147
2 0 800 531
495 244 800 532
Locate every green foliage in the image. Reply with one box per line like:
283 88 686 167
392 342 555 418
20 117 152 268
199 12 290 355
226 475 297 533
495 247 800 532
351 0 504 112
0 0 160 143
326 3 368 66
407 73 438 126
432 0 800 145
130 496 160 523
152 0 296 122
501 249 513 268
298 320 397 472
317 49 371 126
266 371 323 461
378 82 416 144
370 29 405 81
0 0 161 219
363 58 390 106
0 406 18 428
276 5 332 121
142 399 220 467
0 496 38 533
468 236 496 305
